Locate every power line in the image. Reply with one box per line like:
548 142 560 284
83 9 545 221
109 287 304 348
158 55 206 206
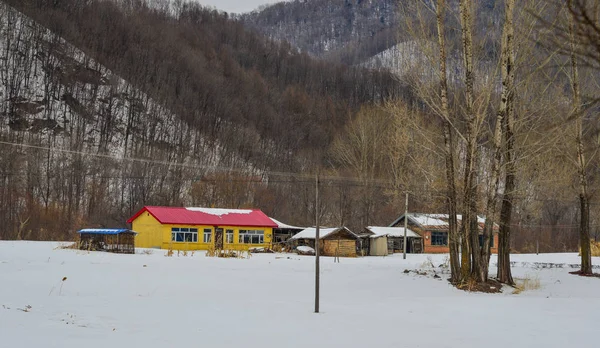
0 140 394 186
1 139 600 206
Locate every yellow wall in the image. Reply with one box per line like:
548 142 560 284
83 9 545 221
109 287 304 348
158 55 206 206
131 211 163 248
131 213 273 251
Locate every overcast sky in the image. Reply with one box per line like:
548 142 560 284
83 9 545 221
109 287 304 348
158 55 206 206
192 0 287 14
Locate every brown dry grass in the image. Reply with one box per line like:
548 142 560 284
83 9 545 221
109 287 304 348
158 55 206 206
206 245 250 258
56 242 79 250
592 240 600 257
513 274 541 294
456 278 503 293
579 240 600 257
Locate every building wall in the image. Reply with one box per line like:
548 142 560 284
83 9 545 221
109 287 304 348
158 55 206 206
131 211 163 248
421 230 500 254
491 234 499 254
369 236 388 256
131 212 273 250
323 239 356 257
293 238 357 257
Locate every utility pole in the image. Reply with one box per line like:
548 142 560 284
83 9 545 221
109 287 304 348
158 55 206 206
403 192 408 260
315 173 320 313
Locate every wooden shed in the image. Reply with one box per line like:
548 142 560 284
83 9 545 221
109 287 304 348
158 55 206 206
289 227 359 257
364 226 423 256
77 228 137 254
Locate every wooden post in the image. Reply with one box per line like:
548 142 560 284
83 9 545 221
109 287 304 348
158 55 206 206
403 192 408 260
537 223 540 255
315 173 320 313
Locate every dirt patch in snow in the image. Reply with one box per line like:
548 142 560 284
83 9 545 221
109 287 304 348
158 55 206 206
456 279 503 294
569 270 600 278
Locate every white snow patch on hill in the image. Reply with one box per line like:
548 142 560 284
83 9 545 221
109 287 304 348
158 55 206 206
192 0 290 14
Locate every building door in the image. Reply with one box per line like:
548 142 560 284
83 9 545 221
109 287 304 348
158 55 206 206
214 228 224 249
412 238 423 253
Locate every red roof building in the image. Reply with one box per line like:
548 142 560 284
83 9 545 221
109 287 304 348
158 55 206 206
128 206 277 251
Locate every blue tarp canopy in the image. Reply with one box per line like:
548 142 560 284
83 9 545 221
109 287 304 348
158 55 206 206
77 228 137 235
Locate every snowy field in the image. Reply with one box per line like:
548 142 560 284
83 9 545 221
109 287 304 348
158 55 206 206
1 242 598 348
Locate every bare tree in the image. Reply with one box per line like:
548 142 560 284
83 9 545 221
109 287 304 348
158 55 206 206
495 0 516 285
569 11 594 275
435 0 461 284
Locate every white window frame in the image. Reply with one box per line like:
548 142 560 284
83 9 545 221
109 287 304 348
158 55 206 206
226 229 234 244
203 228 212 243
238 230 265 244
171 228 198 243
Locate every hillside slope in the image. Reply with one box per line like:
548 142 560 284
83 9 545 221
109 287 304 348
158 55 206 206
243 0 500 66
0 0 405 239
243 0 400 64
0 1 249 239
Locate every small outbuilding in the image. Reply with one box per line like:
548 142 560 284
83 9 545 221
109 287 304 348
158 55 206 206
77 228 137 254
365 226 422 256
289 227 359 257
270 217 305 243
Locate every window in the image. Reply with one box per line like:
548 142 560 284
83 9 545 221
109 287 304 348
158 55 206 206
431 232 448 246
479 234 494 247
171 228 198 243
203 229 212 243
226 229 234 244
238 230 264 244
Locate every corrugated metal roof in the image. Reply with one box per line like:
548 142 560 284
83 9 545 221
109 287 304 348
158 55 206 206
270 217 305 230
127 206 278 228
78 228 135 235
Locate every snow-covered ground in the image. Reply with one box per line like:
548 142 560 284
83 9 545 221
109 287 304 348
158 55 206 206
1 241 598 348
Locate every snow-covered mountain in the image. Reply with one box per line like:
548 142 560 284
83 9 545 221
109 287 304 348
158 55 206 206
0 2 251 238
244 0 501 66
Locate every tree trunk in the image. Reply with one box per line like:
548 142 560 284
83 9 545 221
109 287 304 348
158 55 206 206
497 5 516 283
569 13 593 275
481 0 515 283
459 0 478 283
497 148 515 286
436 0 460 284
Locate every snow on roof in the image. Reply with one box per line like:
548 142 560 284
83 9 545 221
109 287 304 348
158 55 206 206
391 213 498 231
289 227 357 240
127 206 277 227
408 214 449 228
185 207 253 216
290 227 339 240
366 226 421 239
269 217 305 230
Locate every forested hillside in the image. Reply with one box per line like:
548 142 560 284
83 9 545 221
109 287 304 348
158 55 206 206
0 0 405 240
243 0 499 65
1 0 599 259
